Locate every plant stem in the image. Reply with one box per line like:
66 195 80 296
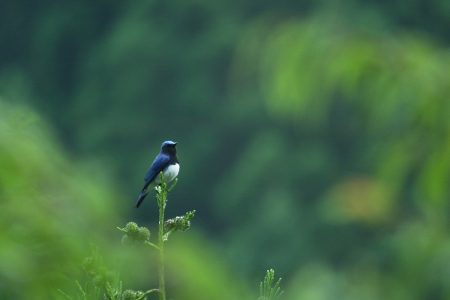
157 185 166 300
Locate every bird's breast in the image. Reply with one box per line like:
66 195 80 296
160 163 179 183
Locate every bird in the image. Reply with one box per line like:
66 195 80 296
135 140 180 208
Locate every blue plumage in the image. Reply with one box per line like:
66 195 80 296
144 154 171 183
136 141 179 208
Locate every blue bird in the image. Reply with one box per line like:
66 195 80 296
136 141 180 208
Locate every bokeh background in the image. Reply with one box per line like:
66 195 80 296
1 0 449 299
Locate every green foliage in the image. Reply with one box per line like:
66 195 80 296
0 101 123 299
70 249 132 300
65 247 160 300
258 269 283 300
82 249 116 292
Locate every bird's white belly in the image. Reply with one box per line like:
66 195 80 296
158 163 179 183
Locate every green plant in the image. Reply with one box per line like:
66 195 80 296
58 247 158 300
258 269 283 300
62 172 285 300
61 173 194 300
117 173 195 300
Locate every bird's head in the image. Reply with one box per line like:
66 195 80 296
161 140 177 155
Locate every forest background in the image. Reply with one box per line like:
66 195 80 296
0 0 449 299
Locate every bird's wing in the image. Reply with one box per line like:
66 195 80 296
143 153 170 185
136 153 171 208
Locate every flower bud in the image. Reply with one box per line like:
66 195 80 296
125 222 139 234
138 227 151 241
164 210 195 239
118 222 151 244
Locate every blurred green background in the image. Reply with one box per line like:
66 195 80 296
1 0 449 299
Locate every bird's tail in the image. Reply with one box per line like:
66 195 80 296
135 189 149 208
